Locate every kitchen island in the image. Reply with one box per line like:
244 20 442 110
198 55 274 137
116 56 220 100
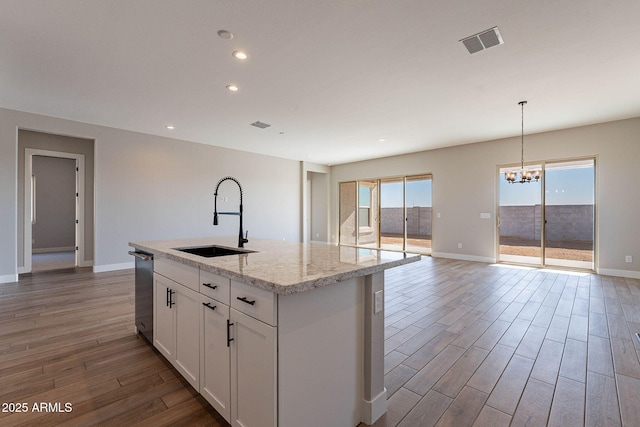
130 237 420 427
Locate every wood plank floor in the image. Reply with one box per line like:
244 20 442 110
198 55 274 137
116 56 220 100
372 257 640 427
0 268 227 427
2 258 640 426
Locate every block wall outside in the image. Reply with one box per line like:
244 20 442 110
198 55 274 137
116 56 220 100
380 207 432 236
499 204 594 241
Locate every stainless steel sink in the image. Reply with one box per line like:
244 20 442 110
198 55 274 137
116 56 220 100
174 245 253 258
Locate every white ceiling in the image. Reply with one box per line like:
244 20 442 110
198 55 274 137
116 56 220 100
2 0 640 165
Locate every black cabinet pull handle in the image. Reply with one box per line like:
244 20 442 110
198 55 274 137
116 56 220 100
237 296 256 306
202 283 218 290
227 319 234 347
169 289 175 308
166 287 170 307
202 302 217 311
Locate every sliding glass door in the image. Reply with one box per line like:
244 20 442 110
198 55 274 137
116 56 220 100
405 175 432 254
339 182 357 246
497 158 595 269
357 180 379 249
340 174 432 254
379 178 404 251
544 159 594 269
498 164 543 265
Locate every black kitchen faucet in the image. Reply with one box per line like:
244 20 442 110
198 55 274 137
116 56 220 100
213 176 249 248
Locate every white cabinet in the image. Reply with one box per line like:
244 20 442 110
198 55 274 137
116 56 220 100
154 274 175 359
201 279 277 427
200 295 231 421
153 272 200 390
230 308 277 427
154 258 277 427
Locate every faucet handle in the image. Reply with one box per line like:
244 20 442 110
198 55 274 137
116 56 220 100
243 230 249 243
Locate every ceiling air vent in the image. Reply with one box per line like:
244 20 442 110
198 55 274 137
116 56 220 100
460 27 503 54
250 121 271 129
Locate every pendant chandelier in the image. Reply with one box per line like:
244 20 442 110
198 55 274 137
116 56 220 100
505 101 541 184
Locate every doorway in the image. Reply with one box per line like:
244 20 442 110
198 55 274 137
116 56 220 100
498 158 595 269
31 155 77 271
23 149 85 273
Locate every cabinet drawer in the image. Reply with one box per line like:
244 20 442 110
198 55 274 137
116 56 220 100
155 258 199 292
231 281 277 326
200 270 231 305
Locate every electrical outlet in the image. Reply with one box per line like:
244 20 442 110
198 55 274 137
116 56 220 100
626 256 633 263
458 243 462 249
437 212 441 218
374 290 383 314
316 233 320 238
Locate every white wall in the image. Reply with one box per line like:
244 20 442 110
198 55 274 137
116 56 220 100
0 107 301 282
331 117 640 278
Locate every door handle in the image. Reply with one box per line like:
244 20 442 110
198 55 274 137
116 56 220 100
236 296 256 306
202 302 217 310
168 289 175 308
202 302 217 311
227 319 234 347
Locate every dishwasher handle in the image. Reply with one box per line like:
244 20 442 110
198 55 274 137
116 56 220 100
128 251 153 261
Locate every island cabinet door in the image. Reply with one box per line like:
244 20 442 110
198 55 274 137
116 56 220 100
200 296 231 422
153 274 176 360
153 273 200 390
174 282 201 390
230 308 277 427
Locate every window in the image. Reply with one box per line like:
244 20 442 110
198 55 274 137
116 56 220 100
358 184 372 228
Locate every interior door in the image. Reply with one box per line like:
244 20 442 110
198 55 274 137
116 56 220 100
543 159 595 269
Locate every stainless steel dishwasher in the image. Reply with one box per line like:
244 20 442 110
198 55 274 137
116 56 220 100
128 250 154 343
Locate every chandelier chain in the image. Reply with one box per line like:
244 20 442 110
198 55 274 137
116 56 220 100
505 100 540 184
520 101 525 169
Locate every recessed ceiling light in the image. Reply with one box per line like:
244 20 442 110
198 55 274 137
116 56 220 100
217 30 233 40
165 125 175 130
232 51 248 60
378 138 386 142
226 84 239 92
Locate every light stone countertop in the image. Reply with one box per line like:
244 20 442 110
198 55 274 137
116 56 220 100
129 237 421 295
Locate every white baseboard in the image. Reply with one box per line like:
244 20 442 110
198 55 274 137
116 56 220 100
361 388 387 425
431 252 496 264
32 246 75 254
0 274 19 284
598 268 640 280
93 261 134 273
